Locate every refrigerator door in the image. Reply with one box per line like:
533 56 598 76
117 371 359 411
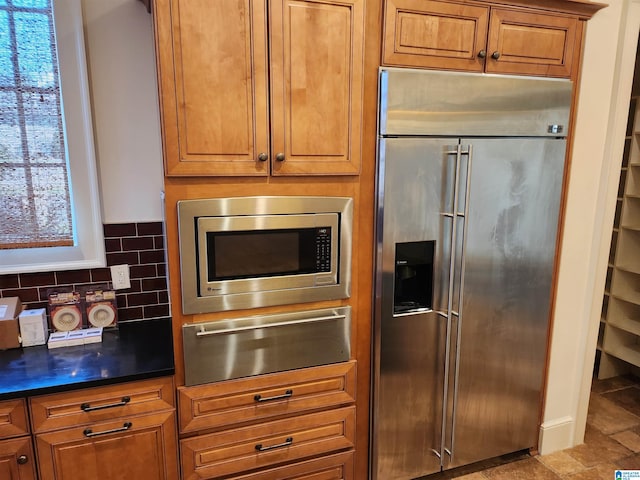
446 137 565 468
373 137 457 479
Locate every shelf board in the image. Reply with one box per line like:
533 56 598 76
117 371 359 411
608 317 640 336
611 292 640 307
620 223 640 232
603 343 640 368
616 263 640 275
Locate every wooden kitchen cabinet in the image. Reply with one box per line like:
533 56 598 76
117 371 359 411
30 377 179 480
382 0 578 78
0 399 35 480
178 362 357 480
152 0 364 176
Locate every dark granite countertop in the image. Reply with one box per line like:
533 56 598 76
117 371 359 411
0 317 174 400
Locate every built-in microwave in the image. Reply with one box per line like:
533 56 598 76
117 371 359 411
177 196 353 314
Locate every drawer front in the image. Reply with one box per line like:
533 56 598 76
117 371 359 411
0 399 29 439
228 451 354 480
181 406 355 479
30 376 175 433
179 361 356 434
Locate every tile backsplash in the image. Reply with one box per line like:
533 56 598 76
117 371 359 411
0 222 170 323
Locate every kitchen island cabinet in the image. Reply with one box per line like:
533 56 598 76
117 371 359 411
152 0 364 176
0 399 35 480
381 0 604 78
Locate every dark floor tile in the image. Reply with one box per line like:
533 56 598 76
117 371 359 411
591 375 639 394
484 457 561 480
566 425 633 467
603 386 640 417
617 453 640 469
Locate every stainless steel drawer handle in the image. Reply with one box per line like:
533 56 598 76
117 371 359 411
196 314 346 337
83 422 132 438
255 437 293 452
254 389 293 403
81 396 130 412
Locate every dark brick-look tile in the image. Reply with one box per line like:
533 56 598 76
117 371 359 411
0 222 169 322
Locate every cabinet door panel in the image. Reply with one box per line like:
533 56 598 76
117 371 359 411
0 437 36 480
486 8 577 77
382 0 489 71
154 0 269 175
270 0 364 175
35 411 178 480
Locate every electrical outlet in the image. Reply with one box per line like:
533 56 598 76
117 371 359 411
110 264 131 290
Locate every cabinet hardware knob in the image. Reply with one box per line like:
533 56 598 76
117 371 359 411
275 152 285 162
477 50 487 59
491 51 501 60
257 152 268 162
81 396 130 412
17 455 28 465
254 389 293 402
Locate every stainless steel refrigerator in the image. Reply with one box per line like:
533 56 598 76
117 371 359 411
371 68 572 479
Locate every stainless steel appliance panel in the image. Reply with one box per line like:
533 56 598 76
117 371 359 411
373 138 454 479
372 68 571 480
182 307 351 386
379 68 572 138
448 138 565 468
177 196 353 314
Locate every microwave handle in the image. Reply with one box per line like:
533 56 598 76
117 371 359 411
195 313 347 337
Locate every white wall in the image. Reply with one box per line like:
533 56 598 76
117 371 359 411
540 0 640 454
82 0 164 223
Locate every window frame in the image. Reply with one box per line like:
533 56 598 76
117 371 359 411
0 0 104 275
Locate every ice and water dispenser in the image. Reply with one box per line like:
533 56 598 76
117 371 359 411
393 241 434 314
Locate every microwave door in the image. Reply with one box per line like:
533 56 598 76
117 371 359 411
196 213 339 298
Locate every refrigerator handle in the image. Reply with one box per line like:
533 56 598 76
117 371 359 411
446 144 473 464
439 144 463 463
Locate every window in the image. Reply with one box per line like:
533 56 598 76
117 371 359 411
0 0 104 274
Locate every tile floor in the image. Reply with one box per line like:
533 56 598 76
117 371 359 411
444 374 640 479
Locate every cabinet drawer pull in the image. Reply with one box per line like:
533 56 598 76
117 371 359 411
80 396 130 412
255 437 293 452
17 455 28 465
83 422 132 438
254 389 293 403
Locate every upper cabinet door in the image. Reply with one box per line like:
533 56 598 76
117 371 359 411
485 8 578 77
269 0 365 175
154 0 270 176
382 0 489 71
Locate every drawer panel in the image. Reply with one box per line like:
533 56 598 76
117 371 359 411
228 451 354 480
0 399 29 439
180 406 355 479
179 361 356 434
30 376 175 433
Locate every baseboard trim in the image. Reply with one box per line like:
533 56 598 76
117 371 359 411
538 416 575 455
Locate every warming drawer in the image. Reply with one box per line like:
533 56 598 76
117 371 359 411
182 307 351 386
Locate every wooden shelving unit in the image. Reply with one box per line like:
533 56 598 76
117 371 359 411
599 95 640 378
